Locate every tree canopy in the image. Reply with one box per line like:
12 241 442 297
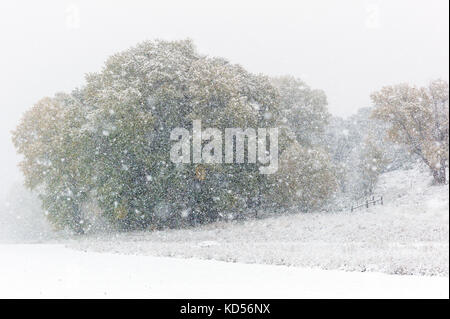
12 39 337 233
371 80 449 184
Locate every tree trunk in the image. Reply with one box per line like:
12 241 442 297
432 162 446 185
71 203 85 235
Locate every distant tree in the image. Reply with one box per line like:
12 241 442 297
371 80 449 184
322 107 415 199
0 183 52 241
81 40 281 230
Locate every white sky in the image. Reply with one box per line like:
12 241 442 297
0 0 448 194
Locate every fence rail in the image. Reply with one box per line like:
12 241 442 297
350 196 383 212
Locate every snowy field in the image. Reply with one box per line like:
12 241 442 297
0 244 448 299
70 166 449 276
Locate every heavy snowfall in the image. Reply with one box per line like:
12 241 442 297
0 1 448 299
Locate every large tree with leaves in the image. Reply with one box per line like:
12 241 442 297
80 40 283 230
13 39 337 233
12 93 91 233
371 80 449 184
271 76 330 145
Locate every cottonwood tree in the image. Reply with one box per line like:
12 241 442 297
371 80 449 184
268 141 337 210
322 107 414 199
271 76 330 145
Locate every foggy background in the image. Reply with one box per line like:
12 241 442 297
0 0 448 198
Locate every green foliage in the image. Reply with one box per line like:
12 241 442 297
12 93 91 233
271 76 330 145
12 39 336 233
356 137 388 196
371 80 449 184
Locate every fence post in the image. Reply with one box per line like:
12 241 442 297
381 196 383 205
351 205 353 212
366 200 369 208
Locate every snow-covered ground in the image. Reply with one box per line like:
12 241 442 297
0 244 447 298
0 165 447 298
70 165 449 276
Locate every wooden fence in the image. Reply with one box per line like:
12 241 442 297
350 196 383 212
